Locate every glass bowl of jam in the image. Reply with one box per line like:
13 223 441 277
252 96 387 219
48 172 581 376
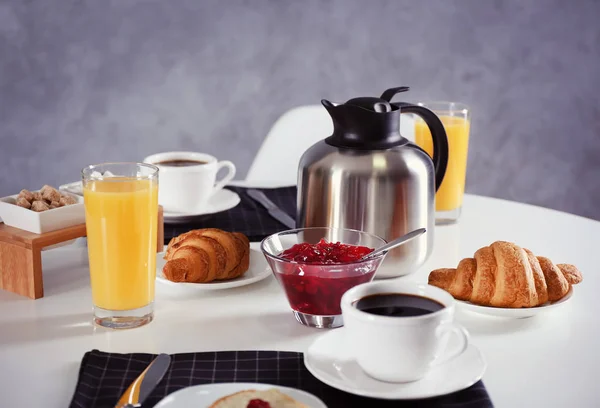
261 227 388 329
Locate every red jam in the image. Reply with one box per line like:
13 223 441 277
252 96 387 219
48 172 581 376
275 272 376 315
279 239 374 264
274 240 377 315
247 399 271 408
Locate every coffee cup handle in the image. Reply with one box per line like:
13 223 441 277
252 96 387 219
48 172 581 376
213 160 236 193
431 323 469 367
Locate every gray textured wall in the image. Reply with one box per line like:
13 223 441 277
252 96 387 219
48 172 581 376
1 0 599 220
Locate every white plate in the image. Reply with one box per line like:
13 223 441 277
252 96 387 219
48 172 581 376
156 243 271 291
154 382 327 408
163 189 240 223
304 327 486 400
456 286 574 318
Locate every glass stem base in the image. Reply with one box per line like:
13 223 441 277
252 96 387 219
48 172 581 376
293 311 343 329
435 206 462 225
94 302 154 330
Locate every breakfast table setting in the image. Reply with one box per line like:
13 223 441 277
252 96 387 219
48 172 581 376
0 86 598 408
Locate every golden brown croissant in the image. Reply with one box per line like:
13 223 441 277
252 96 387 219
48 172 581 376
163 229 250 283
428 241 583 308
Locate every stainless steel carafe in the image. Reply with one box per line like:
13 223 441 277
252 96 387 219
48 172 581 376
297 86 449 277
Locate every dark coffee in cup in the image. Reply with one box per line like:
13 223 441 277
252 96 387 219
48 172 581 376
155 159 208 167
355 293 444 317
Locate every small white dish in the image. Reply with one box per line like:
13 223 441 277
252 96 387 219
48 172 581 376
58 181 84 196
163 189 240 223
156 243 271 291
456 287 574 318
154 382 327 408
0 191 84 234
304 328 486 400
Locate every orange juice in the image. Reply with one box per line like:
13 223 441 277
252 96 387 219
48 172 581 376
83 178 158 311
415 116 470 212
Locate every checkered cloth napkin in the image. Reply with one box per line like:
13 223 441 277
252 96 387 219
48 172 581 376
69 349 493 408
164 186 297 244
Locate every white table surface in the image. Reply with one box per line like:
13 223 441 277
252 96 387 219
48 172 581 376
0 186 598 408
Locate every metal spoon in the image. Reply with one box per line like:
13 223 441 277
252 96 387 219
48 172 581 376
360 228 427 261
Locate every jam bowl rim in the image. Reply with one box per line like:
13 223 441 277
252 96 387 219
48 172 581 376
260 226 388 266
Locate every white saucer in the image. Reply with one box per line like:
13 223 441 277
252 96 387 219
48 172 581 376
156 243 271 291
457 286 574 318
154 382 327 408
304 328 486 400
163 189 240 223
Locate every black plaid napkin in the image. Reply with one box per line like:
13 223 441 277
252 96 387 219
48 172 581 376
164 186 297 244
69 350 493 408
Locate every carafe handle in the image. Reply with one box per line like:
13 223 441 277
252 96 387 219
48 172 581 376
394 102 449 192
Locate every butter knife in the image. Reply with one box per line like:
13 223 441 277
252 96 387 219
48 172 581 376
114 353 171 408
247 189 296 229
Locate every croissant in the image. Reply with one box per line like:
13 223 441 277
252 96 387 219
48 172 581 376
428 241 583 308
163 228 250 283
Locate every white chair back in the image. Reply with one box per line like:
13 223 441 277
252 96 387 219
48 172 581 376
246 105 332 185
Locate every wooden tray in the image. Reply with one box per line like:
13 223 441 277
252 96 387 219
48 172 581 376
0 206 164 299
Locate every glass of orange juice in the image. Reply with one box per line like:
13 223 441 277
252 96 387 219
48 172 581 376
414 102 471 224
82 162 159 329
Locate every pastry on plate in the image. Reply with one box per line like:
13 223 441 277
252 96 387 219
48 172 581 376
428 241 583 308
162 228 250 283
209 388 308 408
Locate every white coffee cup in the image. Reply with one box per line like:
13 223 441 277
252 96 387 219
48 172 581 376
340 280 469 383
143 151 236 213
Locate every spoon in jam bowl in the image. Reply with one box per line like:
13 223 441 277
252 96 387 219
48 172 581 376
359 228 427 261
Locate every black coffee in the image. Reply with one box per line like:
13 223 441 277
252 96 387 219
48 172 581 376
355 293 444 317
155 159 208 167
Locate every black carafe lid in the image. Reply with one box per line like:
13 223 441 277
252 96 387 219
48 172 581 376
321 86 410 150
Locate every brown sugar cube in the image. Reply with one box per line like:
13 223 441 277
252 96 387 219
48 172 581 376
39 184 54 194
16 197 32 209
18 189 34 203
31 200 50 212
49 201 60 209
41 185 61 203
32 192 42 201
59 194 78 206
39 185 50 201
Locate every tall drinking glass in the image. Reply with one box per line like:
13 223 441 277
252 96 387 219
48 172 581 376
82 163 159 329
414 102 471 224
